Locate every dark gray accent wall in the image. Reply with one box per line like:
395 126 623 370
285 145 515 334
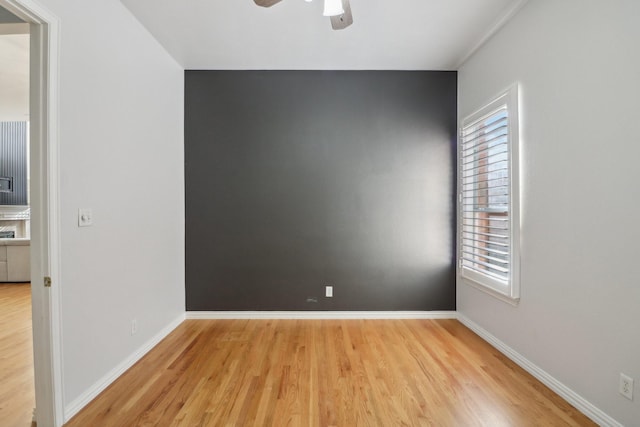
0 122 28 206
185 71 456 311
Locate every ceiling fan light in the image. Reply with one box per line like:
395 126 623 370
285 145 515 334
323 0 344 16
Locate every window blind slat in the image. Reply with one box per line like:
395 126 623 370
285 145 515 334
462 230 509 240
462 257 509 274
462 190 509 199
462 243 509 256
462 160 509 173
462 128 508 147
462 136 508 158
462 215 508 221
462 168 509 180
465 176 508 188
463 115 507 138
461 250 509 265
463 223 509 232
463 238 509 249
461 147 508 166
462 116 507 141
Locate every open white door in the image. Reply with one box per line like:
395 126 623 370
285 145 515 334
0 0 62 425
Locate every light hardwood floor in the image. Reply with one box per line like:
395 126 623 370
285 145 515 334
0 283 35 427
65 318 595 426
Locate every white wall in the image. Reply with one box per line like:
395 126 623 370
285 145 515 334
33 0 185 414
458 1 640 425
0 32 29 121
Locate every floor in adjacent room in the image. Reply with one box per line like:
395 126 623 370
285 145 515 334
65 318 595 426
0 283 35 427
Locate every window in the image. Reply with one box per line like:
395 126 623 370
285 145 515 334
459 85 520 302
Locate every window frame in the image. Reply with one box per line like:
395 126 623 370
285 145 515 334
458 85 521 304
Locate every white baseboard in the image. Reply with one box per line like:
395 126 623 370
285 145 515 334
186 311 457 320
457 313 622 427
63 314 185 422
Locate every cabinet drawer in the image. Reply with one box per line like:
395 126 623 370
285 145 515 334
7 246 30 282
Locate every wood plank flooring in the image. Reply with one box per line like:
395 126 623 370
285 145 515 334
65 318 595 426
0 283 35 427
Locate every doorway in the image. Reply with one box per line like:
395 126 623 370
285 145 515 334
0 8 34 426
0 0 62 425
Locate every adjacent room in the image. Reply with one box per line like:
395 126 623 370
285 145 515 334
0 6 34 427
0 0 638 426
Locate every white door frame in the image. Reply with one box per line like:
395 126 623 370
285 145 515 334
0 0 63 425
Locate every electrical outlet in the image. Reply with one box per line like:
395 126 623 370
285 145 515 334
619 373 634 400
325 285 333 298
131 318 138 336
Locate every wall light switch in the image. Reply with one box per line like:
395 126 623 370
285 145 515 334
78 208 93 227
325 285 333 298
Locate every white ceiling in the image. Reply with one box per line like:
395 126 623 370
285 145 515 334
120 0 527 70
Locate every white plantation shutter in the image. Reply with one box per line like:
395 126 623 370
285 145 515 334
459 86 520 301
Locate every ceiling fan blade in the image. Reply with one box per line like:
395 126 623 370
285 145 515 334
254 0 283 7
330 0 353 30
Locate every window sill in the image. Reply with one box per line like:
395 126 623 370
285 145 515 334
460 275 520 306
